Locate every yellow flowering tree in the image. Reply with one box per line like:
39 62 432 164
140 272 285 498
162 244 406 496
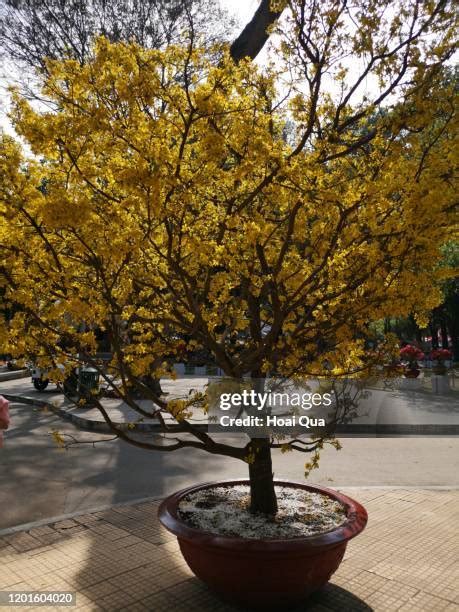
1 0 457 514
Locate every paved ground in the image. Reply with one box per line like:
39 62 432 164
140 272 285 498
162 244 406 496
1 398 459 530
1 373 458 611
0 488 457 611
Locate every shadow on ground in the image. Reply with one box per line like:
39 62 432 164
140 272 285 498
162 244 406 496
306 584 373 611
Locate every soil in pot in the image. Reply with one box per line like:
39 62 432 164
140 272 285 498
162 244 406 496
177 484 347 539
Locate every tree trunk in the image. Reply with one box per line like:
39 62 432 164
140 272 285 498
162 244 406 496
440 318 449 349
410 314 423 344
230 0 283 62
447 319 459 361
430 321 439 349
248 438 278 515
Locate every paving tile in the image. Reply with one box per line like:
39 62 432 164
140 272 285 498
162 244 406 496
53 519 80 530
96 589 137 611
397 591 457 611
27 525 57 538
1 488 457 611
139 590 182 611
303 582 371 611
3 532 43 552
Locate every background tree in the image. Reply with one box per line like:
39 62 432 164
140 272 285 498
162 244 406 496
0 0 233 70
430 241 459 358
1 0 458 515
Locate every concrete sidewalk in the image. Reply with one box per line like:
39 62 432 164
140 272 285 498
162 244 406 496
0 488 457 611
0 367 29 382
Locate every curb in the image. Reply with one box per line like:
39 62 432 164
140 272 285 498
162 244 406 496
335 423 459 435
3 393 459 436
2 393 71 421
0 369 30 382
1 393 178 433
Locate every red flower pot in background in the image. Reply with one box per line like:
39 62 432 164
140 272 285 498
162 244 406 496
400 345 424 378
430 348 452 375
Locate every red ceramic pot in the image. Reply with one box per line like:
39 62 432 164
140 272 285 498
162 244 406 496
404 367 420 378
158 480 368 609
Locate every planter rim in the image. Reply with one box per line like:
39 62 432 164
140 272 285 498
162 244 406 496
158 479 368 553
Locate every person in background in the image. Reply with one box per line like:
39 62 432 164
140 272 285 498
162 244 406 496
0 395 10 448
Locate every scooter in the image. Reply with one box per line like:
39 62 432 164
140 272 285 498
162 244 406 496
30 366 60 390
31 364 100 394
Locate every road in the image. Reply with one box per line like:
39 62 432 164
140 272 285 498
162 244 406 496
1 389 458 530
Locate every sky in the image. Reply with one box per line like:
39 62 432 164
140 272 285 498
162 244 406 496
221 0 259 25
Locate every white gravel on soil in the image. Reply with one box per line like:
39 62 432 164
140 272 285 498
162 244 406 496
178 485 347 539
